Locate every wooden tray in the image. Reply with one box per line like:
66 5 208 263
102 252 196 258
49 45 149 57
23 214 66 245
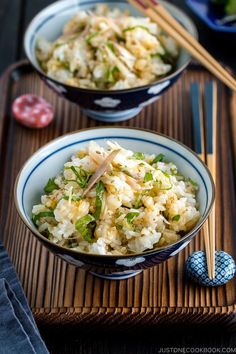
0 60 236 330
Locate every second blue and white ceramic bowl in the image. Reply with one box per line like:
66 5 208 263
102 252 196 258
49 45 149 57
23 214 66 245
15 128 215 279
24 0 197 122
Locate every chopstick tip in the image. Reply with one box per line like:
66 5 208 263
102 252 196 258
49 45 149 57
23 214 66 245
132 0 148 9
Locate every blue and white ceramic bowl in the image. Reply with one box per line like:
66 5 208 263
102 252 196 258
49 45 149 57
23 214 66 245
15 128 215 279
24 0 197 122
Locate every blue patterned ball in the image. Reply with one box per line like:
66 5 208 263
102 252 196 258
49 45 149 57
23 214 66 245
185 251 236 286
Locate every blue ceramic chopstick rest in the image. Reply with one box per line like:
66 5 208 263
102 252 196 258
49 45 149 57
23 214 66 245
186 251 236 286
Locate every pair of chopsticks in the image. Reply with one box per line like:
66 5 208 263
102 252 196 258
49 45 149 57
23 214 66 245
128 0 236 91
191 81 217 279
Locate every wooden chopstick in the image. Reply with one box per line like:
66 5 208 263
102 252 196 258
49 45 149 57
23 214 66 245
191 82 217 279
204 82 217 278
145 0 236 91
191 83 212 279
128 0 236 91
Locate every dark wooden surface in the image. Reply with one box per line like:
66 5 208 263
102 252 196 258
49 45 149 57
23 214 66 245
0 0 236 353
1 61 236 326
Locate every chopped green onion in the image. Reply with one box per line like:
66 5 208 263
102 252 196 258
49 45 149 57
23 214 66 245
106 42 115 53
160 51 175 65
75 214 95 243
106 66 119 83
134 194 142 209
86 31 99 44
172 214 180 222
125 211 139 223
44 178 59 193
226 0 236 15
70 166 91 189
32 211 54 225
144 172 153 182
123 25 150 33
133 152 145 160
151 153 165 164
160 170 170 178
155 170 172 190
62 195 81 202
94 181 105 220
151 53 161 58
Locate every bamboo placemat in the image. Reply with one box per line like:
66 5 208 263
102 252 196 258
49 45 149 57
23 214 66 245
0 60 235 330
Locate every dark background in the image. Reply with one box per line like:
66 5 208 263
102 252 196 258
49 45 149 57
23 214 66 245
1 0 236 353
